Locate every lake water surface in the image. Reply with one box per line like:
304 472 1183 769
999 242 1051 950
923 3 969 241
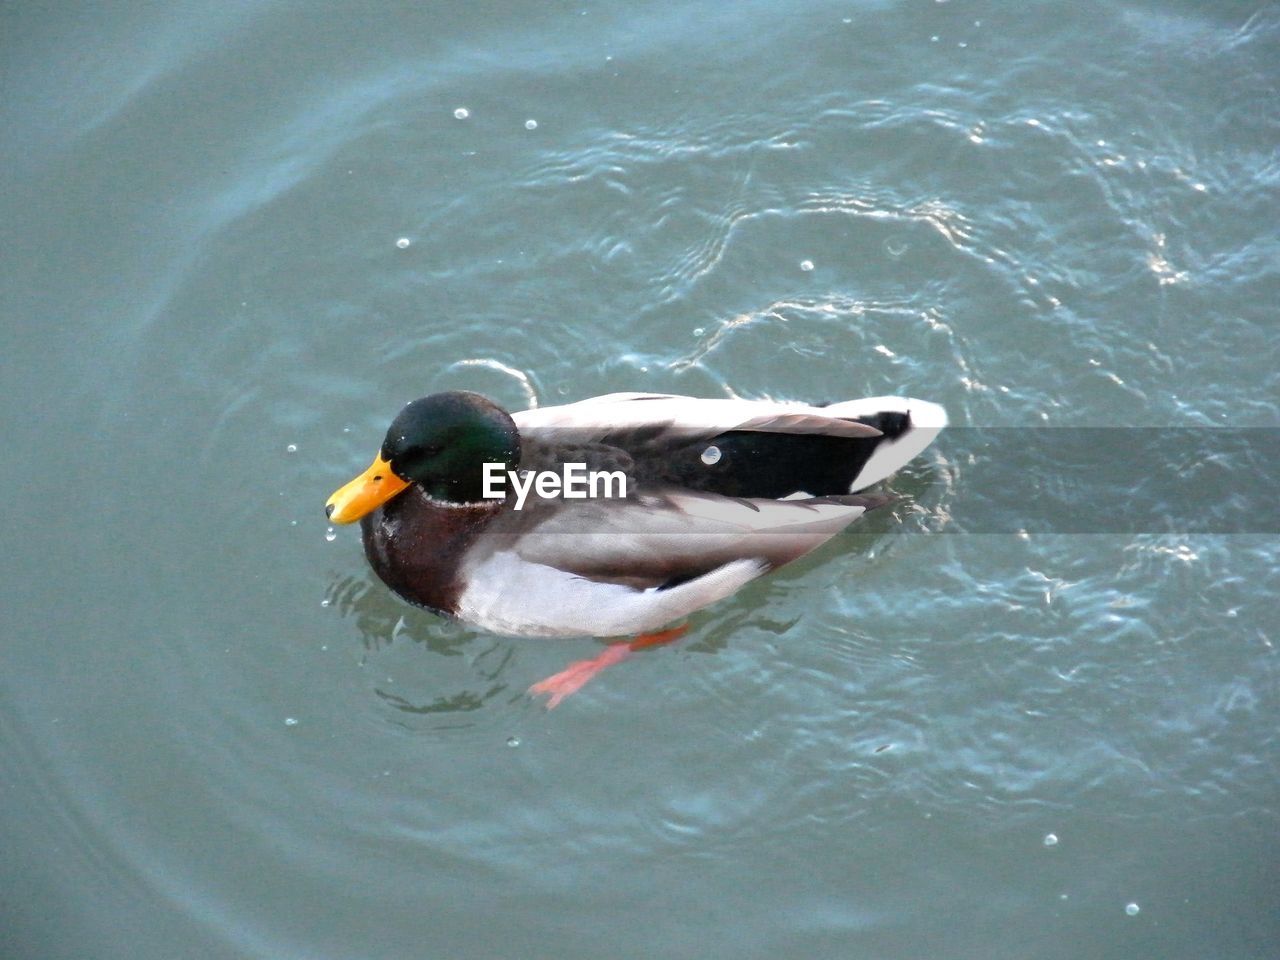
3 2 1277 958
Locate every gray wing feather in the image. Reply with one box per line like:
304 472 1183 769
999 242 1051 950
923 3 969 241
513 394 884 444
481 488 879 589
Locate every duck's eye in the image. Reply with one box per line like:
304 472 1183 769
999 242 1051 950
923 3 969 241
403 443 442 460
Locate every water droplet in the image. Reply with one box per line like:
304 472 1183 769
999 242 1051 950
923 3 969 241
286 443 297 453
284 717 298 726
396 237 411 249
453 107 470 119
320 599 331 608
289 520 298 527
692 327 705 337
701 445 722 465
524 119 538 130
325 527 337 542
800 259 815 272
506 736 520 748
1044 833 1058 846
1125 903 1140 916
885 238 908 257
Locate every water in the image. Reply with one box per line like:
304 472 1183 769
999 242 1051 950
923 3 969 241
2 2 1277 958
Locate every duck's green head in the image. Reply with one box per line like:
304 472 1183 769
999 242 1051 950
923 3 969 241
325 391 520 523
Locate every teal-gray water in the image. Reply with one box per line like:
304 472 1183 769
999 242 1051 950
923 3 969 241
3 2 1277 958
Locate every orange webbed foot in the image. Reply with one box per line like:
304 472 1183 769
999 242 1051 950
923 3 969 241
528 624 690 709
528 642 634 709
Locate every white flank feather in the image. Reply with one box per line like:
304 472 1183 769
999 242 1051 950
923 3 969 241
455 554 769 638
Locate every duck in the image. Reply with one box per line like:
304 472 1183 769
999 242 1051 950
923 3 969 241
326 390 946 705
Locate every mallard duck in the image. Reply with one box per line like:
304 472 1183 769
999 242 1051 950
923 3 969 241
326 391 945 704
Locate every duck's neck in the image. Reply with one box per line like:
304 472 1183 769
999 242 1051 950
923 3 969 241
360 490 502 615
419 473 492 505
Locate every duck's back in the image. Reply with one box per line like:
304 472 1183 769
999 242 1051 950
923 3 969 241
512 392 947 500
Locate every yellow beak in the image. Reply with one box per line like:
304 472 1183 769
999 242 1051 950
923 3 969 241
325 452 410 524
